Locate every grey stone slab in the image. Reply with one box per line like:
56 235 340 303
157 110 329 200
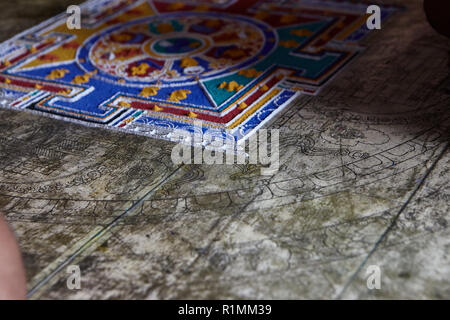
0 0 448 299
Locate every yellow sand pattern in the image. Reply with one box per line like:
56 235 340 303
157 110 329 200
168 89 191 102
139 87 159 97
19 2 155 70
218 81 244 92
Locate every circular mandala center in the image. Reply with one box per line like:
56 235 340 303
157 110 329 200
153 37 203 55
82 13 277 84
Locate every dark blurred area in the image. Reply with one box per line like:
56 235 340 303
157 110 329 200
0 0 84 42
424 0 450 38
1 0 450 42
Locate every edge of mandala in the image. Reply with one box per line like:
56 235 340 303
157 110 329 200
0 0 105 53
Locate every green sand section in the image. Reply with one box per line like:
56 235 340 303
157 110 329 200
203 73 256 106
254 21 341 78
203 21 341 107
149 20 184 34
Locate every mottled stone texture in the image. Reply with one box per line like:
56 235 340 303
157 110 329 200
0 0 449 299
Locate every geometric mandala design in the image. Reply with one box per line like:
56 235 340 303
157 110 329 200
0 0 397 144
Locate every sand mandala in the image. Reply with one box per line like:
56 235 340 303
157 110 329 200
0 0 397 144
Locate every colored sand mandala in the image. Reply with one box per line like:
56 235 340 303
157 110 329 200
0 0 397 145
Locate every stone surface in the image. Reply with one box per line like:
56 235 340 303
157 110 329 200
0 0 448 299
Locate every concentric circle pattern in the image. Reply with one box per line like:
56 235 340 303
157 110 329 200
87 14 272 83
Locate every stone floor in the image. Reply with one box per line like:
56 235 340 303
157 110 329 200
0 0 448 299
